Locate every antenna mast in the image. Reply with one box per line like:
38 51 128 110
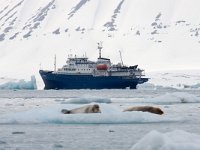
54 54 56 72
97 42 103 58
119 50 124 66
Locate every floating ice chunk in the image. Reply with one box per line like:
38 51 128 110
0 104 179 124
130 130 200 150
65 97 111 104
0 76 37 90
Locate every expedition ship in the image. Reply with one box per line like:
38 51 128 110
39 43 148 89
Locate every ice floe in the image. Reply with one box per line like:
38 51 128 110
131 130 200 150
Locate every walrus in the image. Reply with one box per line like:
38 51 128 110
123 106 164 115
61 104 101 114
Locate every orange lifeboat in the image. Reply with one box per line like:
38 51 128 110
96 64 108 70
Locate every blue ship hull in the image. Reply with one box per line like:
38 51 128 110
39 70 148 89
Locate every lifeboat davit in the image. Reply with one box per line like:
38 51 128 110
96 64 108 70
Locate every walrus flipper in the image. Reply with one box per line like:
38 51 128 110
61 109 71 114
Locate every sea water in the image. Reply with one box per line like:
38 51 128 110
0 89 200 150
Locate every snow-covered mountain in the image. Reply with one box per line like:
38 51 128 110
0 0 200 88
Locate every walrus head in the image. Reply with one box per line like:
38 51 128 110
156 108 164 115
92 104 101 113
149 107 164 115
61 109 71 114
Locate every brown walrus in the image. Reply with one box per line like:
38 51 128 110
123 106 164 115
61 104 101 114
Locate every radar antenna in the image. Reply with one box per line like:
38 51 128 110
97 42 103 58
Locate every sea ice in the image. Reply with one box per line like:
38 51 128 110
146 92 200 104
130 130 200 150
64 97 111 104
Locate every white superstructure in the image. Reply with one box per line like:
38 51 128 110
55 43 145 78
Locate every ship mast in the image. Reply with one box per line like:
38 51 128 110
54 54 56 72
97 42 103 58
119 50 124 66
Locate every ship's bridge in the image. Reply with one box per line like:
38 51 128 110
67 57 88 64
57 57 96 74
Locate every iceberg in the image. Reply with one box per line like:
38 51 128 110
0 76 37 90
